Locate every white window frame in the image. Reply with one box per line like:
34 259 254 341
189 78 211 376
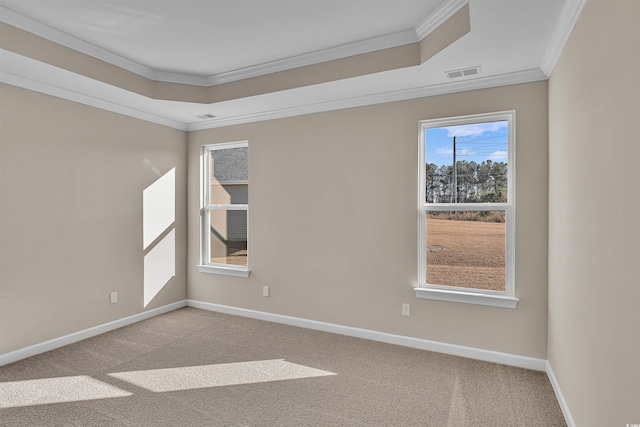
415 111 518 308
198 141 249 277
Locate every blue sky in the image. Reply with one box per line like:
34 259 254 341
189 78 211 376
425 121 508 166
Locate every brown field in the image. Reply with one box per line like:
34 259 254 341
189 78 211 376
426 217 505 291
211 248 247 266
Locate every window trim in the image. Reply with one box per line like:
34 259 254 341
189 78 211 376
198 141 249 277
415 111 518 308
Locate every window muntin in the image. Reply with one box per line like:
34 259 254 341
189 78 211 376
418 112 515 299
201 141 248 275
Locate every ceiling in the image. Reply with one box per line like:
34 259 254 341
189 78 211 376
0 0 582 131
1 0 441 76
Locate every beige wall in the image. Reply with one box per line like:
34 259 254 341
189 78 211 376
548 0 640 425
188 81 549 358
0 84 188 354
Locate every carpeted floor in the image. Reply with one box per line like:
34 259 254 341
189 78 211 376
0 307 566 426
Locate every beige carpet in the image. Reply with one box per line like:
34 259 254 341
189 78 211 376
0 307 566 426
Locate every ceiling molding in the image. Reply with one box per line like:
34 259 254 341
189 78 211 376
0 5 156 80
540 0 588 77
0 1 464 87
0 49 187 131
206 29 419 86
2 42 545 132
187 68 547 131
1 71 187 130
150 70 212 87
415 0 469 40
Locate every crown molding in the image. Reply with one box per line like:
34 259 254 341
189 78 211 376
0 1 464 87
0 49 187 130
0 5 156 80
415 0 469 40
1 70 187 130
2 44 545 134
540 0 588 77
187 68 547 131
206 29 418 86
150 70 212 86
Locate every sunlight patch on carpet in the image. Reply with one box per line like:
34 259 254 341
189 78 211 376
108 359 336 392
0 376 132 408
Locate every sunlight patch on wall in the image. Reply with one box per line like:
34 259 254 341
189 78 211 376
143 168 175 250
0 376 132 408
143 167 176 307
143 228 176 307
108 359 336 392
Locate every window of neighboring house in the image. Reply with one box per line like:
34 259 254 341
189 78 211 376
198 141 249 277
415 112 518 308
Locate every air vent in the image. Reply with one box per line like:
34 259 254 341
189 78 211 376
194 113 217 120
445 66 481 79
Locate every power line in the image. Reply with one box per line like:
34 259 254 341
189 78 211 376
458 142 507 148
454 133 507 143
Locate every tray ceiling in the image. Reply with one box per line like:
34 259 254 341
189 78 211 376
0 0 583 130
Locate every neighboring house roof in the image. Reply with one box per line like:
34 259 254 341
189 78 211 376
212 146 248 183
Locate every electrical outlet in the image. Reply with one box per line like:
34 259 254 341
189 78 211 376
110 292 118 304
402 303 410 316
263 286 270 297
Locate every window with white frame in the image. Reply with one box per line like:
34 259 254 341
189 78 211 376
415 111 518 308
199 141 249 277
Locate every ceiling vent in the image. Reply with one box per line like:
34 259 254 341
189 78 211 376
194 113 217 120
445 66 481 79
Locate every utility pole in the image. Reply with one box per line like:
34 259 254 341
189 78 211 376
452 136 457 203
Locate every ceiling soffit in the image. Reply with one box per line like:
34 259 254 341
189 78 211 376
0 0 467 85
0 0 588 131
0 3 469 104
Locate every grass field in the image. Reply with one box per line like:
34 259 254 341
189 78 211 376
426 216 505 291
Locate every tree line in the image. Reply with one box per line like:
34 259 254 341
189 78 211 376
426 160 507 203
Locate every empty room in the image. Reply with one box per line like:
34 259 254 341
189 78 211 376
0 0 638 426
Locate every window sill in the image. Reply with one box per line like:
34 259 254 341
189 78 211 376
414 287 518 308
197 265 250 277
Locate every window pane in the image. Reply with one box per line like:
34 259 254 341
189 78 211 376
209 147 248 204
426 211 505 291
210 183 248 205
209 210 247 266
425 121 508 203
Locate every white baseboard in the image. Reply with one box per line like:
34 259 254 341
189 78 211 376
546 361 576 427
0 300 187 367
0 298 548 374
186 299 547 371
2 298 572 425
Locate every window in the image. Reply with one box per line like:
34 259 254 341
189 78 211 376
415 112 517 308
198 141 249 277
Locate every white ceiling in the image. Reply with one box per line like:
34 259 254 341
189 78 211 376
0 0 581 131
1 0 442 76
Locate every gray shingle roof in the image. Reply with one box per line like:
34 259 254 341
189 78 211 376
212 146 248 182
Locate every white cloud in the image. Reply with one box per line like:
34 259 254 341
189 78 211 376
445 121 507 138
435 147 453 155
488 150 508 160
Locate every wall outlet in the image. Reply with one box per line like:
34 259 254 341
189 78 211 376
263 286 270 297
402 303 410 316
110 292 118 304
